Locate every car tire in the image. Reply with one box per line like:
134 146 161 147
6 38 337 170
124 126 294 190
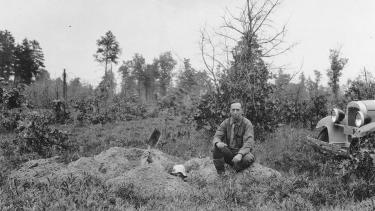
317 128 329 143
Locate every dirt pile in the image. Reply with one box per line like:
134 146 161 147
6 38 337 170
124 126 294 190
107 163 196 200
184 157 281 185
9 156 65 184
60 147 179 180
9 147 281 198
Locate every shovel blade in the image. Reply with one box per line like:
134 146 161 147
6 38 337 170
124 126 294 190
146 128 161 147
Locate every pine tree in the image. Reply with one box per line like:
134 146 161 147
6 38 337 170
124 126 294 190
94 31 121 74
0 30 16 81
14 39 44 84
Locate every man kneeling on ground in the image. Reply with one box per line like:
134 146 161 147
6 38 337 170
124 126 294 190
212 99 255 174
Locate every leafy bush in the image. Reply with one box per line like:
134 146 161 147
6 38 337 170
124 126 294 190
1 108 55 133
194 92 279 140
1 111 78 169
70 95 147 125
157 87 199 120
16 113 76 158
0 83 27 132
0 109 23 131
273 93 329 129
194 92 228 132
345 76 375 101
0 82 27 110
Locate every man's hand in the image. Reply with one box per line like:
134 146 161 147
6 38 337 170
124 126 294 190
232 154 243 164
216 142 227 149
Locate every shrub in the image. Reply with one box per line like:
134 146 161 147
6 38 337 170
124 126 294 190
0 108 23 131
0 82 27 110
345 77 375 101
17 112 77 158
274 94 329 129
194 92 227 133
1 111 78 172
194 92 279 141
70 94 148 125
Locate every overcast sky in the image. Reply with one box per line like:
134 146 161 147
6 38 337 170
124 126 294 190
1 0 375 87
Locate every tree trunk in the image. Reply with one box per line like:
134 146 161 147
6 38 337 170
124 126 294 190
105 59 108 74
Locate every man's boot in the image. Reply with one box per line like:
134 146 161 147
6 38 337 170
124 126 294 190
213 158 225 174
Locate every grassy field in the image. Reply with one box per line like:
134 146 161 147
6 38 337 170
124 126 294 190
1 117 375 210
62 116 212 160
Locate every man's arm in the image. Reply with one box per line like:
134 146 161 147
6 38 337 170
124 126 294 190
212 120 227 147
238 120 254 155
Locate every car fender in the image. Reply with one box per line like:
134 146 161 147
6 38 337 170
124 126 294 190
355 122 375 137
316 116 346 145
316 116 332 129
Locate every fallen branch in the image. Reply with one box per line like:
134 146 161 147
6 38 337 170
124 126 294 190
304 136 350 159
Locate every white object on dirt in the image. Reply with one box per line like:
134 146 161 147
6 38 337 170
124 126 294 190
171 164 187 178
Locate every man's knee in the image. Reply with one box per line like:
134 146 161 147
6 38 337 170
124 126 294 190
242 152 255 165
212 145 233 158
233 152 255 172
212 146 223 159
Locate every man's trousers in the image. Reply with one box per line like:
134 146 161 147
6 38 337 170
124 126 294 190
212 146 255 174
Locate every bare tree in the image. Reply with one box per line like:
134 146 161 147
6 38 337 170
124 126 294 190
223 0 292 58
199 29 222 93
199 0 293 92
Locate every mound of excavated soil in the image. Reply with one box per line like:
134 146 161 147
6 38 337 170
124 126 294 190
8 156 65 184
184 157 281 185
9 147 281 198
107 163 196 200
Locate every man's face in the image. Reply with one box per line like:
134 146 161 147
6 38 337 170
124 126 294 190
230 103 242 122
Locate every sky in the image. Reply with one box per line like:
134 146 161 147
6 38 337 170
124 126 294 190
1 0 375 87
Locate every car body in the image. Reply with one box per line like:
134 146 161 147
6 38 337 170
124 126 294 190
316 100 375 148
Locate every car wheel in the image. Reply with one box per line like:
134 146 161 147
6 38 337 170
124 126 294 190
317 128 328 143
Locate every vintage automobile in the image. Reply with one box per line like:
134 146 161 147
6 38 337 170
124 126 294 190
315 100 375 151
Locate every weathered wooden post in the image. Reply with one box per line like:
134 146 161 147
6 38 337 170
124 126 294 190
55 83 59 99
63 69 67 102
62 69 68 119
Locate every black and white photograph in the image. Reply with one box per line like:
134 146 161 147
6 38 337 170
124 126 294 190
1 0 375 210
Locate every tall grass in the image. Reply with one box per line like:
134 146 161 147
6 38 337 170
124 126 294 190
57 121 375 209
62 116 211 160
2 117 375 210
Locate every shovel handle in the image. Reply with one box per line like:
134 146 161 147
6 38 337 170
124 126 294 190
141 145 152 166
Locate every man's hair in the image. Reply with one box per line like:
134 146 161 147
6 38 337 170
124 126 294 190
230 98 242 107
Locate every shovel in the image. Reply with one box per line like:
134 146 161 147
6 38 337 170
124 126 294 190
141 128 161 165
